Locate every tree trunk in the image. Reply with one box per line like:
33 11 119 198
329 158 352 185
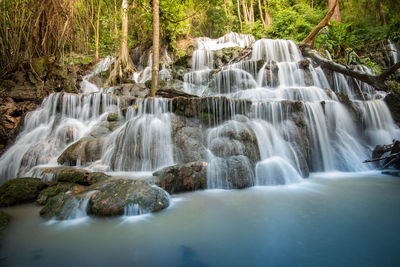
95 0 102 61
263 0 271 26
151 0 160 97
106 0 135 85
237 0 243 32
328 0 341 23
301 0 338 48
120 0 130 67
300 45 400 92
379 2 387 26
242 0 249 23
257 0 265 27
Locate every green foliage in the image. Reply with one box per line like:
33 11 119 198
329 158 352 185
266 3 325 42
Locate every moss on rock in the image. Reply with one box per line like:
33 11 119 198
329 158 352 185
36 182 86 205
0 178 47 207
89 179 169 216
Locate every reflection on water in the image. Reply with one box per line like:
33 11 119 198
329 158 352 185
1 174 400 267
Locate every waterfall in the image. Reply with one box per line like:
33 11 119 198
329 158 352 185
102 98 174 172
0 33 399 190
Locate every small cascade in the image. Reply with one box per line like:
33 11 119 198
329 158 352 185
124 203 148 216
81 56 114 94
388 40 400 76
102 98 174 172
133 49 173 83
0 92 120 182
65 191 96 220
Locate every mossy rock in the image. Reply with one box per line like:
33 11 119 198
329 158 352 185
36 182 86 205
39 191 93 220
57 137 104 166
107 112 119 122
56 169 109 186
385 82 400 125
0 178 47 207
89 179 170 216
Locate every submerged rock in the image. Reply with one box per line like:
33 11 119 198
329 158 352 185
36 182 86 205
0 211 10 233
153 161 208 194
40 190 95 220
89 179 169 216
0 178 47 207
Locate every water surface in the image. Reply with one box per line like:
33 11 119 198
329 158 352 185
1 172 400 267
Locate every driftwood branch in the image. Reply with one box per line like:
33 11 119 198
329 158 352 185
155 88 198 98
300 46 400 91
363 152 400 163
301 0 338 48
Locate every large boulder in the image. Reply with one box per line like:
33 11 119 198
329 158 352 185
207 155 255 189
208 118 260 167
153 161 208 194
112 83 149 98
57 137 105 166
170 116 207 163
89 179 170 216
0 178 47 207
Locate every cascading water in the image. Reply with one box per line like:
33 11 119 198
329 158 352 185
0 33 399 191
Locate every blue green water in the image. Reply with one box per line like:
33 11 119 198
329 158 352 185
1 172 400 267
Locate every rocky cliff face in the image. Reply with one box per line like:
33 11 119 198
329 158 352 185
0 59 87 155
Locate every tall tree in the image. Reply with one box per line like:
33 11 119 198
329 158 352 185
329 0 341 23
151 0 160 97
95 0 102 60
120 0 131 68
107 0 135 85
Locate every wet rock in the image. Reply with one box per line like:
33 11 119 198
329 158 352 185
208 120 260 167
172 118 207 163
36 182 86 205
107 112 120 122
57 137 105 166
39 190 94 220
31 167 109 185
89 179 169 216
171 66 190 81
57 168 109 186
298 59 310 69
0 178 47 207
278 119 310 178
207 155 255 189
384 83 400 125
113 83 149 98
214 47 243 68
153 161 208 194
226 155 255 188
0 97 38 154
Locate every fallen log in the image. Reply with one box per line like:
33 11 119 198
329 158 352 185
155 88 198 98
363 152 400 163
226 46 253 66
301 0 338 48
300 46 400 91
364 140 400 170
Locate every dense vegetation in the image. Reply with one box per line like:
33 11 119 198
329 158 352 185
0 0 399 79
